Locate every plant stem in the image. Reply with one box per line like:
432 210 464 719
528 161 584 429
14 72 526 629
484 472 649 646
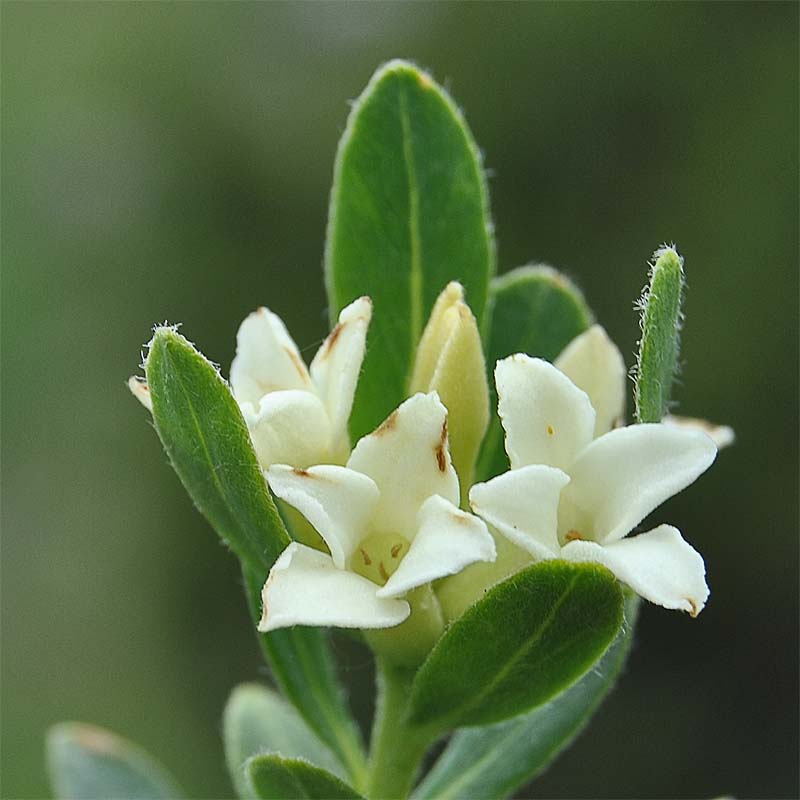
367 658 435 799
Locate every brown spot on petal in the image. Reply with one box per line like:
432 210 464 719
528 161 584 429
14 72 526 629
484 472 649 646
546 424 554 436
378 562 390 582
435 419 448 472
284 346 309 381
374 409 398 436
321 322 344 356
565 529 583 542
687 599 699 618
292 468 311 477
390 543 403 558
359 548 372 566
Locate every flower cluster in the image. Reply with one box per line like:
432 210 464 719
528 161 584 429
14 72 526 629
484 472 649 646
131 285 722 639
224 288 720 635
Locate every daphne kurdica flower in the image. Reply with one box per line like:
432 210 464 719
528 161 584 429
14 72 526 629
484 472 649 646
230 296 371 469
470 345 716 616
258 392 496 632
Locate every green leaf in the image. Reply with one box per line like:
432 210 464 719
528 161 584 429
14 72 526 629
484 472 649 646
635 245 685 423
242 566 368 791
413 594 640 800
477 265 593 480
408 561 623 729
325 59 495 440
246 755 363 800
224 684 345 799
144 328 366 787
47 723 183 800
145 327 290 575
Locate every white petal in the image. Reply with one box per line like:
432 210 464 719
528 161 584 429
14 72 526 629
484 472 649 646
243 391 331 470
310 297 372 438
469 465 570 560
562 424 717 544
554 325 627 437
128 376 152 412
347 393 460 538
266 464 379 569
663 415 735 450
258 543 410 631
230 307 311 407
495 355 596 471
562 525 709 616
377 495 496 598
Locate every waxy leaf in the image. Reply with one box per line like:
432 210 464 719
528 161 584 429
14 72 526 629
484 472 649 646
47 723 183 800
325 59 495 440
144 329 366 785
145 327 290 574
246 755 363 800
408 561 623 729
224 684 344 799
477 266 592 480
414 594 640 800
635 246 685 423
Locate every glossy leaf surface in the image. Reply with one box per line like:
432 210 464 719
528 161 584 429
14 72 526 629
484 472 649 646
246 755 363 800
145 327 289 574
408 561 623 729
47 723 182 800
325 59 494 439
478 266 592 480
414 594 640 799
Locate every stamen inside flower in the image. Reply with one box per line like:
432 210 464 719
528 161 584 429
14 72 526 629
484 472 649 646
351 531 410 586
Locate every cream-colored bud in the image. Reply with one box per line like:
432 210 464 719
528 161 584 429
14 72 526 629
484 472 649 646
410 282 489 494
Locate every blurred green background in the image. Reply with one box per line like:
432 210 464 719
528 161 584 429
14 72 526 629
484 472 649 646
2 2 797 798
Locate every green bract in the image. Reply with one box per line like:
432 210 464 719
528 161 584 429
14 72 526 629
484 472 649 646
413 593 640 799
408 561 624 729
326 59 495 440
635 246 685 424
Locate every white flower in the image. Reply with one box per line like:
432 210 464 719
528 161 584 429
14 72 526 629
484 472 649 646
230 297 372 469
258 392 496 632
469 344 717 616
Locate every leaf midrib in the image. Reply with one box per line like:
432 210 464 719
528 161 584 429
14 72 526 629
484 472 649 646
398 83 423 378
430 573 581 727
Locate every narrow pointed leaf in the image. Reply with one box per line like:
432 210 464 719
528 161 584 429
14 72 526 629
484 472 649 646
408 561 623 729
246 755 363 800
477 266 592 480
325 59 495 440
242 566 368 790
145 327 290 573
143 328 366 785
635 246 685 423
413 594 640 800
47 723 183 800
224 684 344 799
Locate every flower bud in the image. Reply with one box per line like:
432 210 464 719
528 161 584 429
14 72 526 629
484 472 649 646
410 282 489 494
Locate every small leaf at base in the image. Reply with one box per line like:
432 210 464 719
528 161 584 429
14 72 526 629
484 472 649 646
47 723 183 800
224 684 344 799
246 755 363 800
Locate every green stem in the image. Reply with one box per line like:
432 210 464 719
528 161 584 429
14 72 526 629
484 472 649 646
367 659 435 799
